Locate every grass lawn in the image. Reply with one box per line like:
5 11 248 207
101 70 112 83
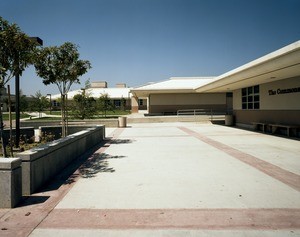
2 110 130 121
2 113 31 120
30 110 131 120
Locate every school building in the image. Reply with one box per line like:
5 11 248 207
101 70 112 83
131 40 300 130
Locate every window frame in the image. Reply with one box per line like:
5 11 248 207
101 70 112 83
242 85 260 110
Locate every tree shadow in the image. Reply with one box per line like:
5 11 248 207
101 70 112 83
78 153 126 178
107 138 135 144
22 137 132 196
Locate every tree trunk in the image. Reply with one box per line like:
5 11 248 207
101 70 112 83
61 93 69 137
61 94 66 137
0 91 8 157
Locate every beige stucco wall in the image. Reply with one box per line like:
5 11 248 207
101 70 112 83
148 93 227 114
260 76 300 110
233 76 300 126
233 76 300 110
233 90 242 110
150 93 226 105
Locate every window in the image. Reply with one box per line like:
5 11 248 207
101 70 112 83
242 85 259 110
114 100 121 107
138 99 144 106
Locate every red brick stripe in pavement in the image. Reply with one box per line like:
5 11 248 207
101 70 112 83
37 208 300 230
178 126 300 192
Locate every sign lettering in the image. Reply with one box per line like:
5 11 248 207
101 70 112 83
268 87 300 96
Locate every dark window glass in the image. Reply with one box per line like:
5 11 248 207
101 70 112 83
242 88 247 96
248 87 253 94
242 85 260 110
114 100 121 107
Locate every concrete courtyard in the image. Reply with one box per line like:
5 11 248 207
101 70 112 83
1 122 300 236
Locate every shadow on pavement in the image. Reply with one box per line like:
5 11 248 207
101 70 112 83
17 137 132 207
79 153 126 178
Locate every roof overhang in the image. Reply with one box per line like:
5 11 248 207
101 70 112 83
131 77 216 97
196 40 300 93
131 89 196 97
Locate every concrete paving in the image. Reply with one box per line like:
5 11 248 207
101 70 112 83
1 122 300 236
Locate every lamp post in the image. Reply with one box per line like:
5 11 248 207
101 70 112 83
15 36 43 148
47 93 52 114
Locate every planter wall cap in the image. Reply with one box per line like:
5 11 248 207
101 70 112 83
0 158 22 170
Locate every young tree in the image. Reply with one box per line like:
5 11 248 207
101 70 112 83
0 17 37 156
34 42 91 137
28 91 49 117
71 90 97 120
98 93 115 118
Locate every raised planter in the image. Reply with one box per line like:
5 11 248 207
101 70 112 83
17 125 105 195
0 158 22 208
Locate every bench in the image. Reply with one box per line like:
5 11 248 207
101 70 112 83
269 124 300 137
252 122 267 133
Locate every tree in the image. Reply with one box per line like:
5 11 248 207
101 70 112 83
98 93 115 118
34 42 91 137
0 17 37 156
28 91 49 117
70 90 97 120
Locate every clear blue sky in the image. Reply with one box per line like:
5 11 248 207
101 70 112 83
1 0 300 96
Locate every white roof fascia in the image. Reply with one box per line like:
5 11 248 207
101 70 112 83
195 40 300 92
132 77 216 92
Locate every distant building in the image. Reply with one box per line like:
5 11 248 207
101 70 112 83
51 81 133 110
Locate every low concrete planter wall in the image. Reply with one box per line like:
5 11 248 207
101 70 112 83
17 125 105 195
38 125 103 140
0 158 22 208
21 119 118 129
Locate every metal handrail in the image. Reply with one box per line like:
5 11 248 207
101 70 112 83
177 109 211 116
177 108 229 120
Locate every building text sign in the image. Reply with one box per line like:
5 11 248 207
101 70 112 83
268 86 300 96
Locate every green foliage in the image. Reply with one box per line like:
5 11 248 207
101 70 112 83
39 132 55 144
84 79 91 89
0 132 56 156
97 93 115 118
33 42 91 94
0 16 37 86
70 90 97 120
0 16 38 157
33 42 91 137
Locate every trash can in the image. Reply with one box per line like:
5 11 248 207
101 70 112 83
225 115 234 126
118 117 127 128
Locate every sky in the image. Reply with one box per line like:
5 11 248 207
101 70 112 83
1 0 300 96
